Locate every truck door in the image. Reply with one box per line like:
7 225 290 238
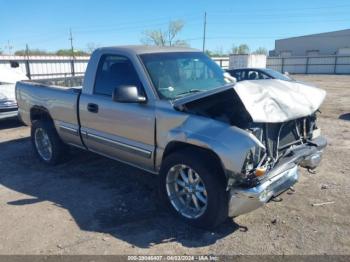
79 54 155 171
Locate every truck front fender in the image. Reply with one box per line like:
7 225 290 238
156 115 262 176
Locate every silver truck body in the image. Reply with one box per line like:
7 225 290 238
16 46 326 217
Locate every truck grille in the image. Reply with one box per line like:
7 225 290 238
264 116 315 159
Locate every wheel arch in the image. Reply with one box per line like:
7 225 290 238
30 106 54 124
161 141 228 184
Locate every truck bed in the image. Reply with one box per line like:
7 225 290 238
15 81 81 128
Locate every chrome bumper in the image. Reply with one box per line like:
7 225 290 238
228 136 327 217
228 165 299 217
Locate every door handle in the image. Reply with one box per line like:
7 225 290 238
87 103 99 113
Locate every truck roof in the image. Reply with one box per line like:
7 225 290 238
96 45 199 55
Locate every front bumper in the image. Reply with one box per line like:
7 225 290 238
228 136 326 217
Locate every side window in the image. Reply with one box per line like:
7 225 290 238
227 70 243 81
94 55 142 96
240 70 248 80
258 72 271 79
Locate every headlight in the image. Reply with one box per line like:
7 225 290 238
242 149 255 174
241 144 266 176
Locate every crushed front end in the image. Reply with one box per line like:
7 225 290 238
228 113 327 217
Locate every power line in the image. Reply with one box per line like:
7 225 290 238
209 4 350 15
74 19 202 35
183 32 350 42
72 13 201 31
208 18 350 26
209 11 350 20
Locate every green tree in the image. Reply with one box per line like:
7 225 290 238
205 50 215 56
231 44 250 54
56 49 89 56
205 47 227 57
14 49 50 56
142 20 188 47
253 47 267 55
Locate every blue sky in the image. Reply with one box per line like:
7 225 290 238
1 0 350 54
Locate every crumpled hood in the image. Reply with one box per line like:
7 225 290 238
233 79 326 122
174 79 326 123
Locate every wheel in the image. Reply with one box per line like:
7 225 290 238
31 120 68 165
159 149 228 229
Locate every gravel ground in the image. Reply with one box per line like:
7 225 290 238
0 75 349 255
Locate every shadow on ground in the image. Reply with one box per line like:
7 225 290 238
0 137 244 248
339 113 350 121
0 117 24 130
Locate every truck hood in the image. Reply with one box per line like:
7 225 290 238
174 79 326 123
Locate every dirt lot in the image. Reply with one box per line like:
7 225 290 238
0 75 349 255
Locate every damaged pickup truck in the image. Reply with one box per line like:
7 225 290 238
16 46 327 228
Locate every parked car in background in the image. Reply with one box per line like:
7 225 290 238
0 63 28 120
226 68 293 82
16 46 326 229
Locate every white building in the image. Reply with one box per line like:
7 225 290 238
270 29 350 57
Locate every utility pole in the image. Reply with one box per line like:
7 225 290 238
69 28 75 59
202 12 207 52
25 44 29 57
25 44 31 79
69 28 75 76
5 40 13 55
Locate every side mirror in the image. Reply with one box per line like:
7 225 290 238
112 85 146 103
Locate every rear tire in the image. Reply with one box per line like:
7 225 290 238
159 149 228 229
31 120 68 165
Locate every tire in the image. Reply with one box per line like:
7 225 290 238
159 149 229 229
31 120 68 165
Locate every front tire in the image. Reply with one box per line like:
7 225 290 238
159 149 228 229
31 120 68 165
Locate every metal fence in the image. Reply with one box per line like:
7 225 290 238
4 54 348 79
0 55 89 80
267 55 350 74
0 55 231 80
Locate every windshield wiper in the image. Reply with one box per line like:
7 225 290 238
175 89 205 98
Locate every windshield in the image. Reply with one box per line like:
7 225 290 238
264 69 292 81
140 52 232 100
